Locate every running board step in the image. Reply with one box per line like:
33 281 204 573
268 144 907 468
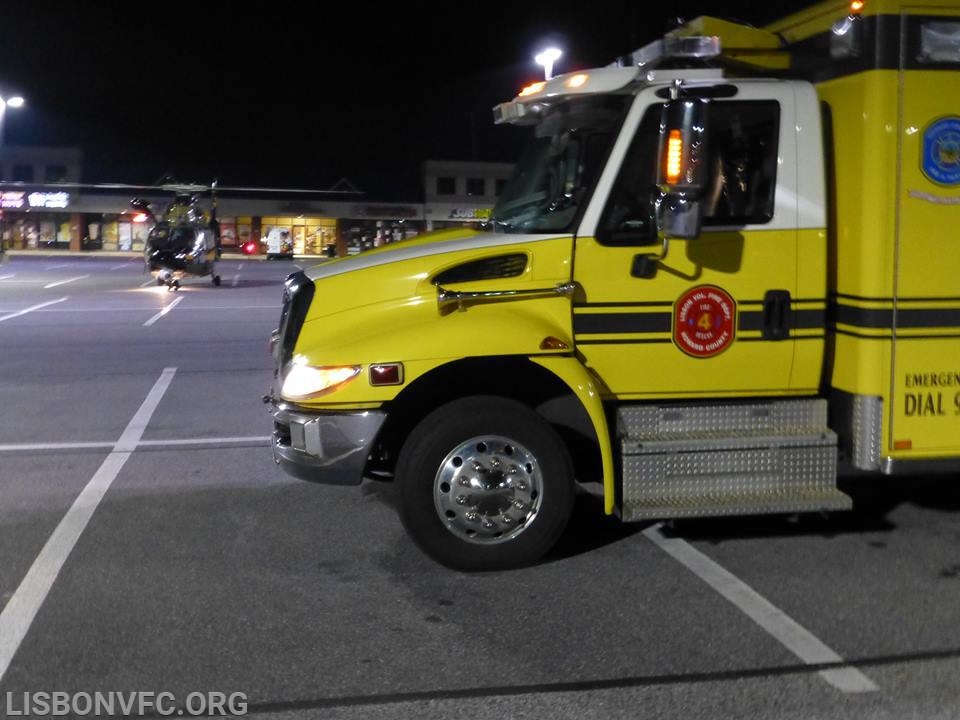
617 400 851 522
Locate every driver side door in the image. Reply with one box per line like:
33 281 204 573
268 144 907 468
572 85 810 399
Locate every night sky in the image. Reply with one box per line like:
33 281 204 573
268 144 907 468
0 1 820 199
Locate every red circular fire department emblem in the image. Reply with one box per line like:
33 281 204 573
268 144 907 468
674 285 736 358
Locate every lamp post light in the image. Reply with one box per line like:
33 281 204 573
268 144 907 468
0 94 25 148
534 48 562 81
0 95 18 260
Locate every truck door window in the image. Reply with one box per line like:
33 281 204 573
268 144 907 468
918 21 960 63
706 102 780 224
598 100 781 245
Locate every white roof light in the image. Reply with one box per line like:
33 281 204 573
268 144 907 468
534 47 563 80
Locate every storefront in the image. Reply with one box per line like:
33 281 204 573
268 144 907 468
0 187 344 256
259 215 338 255
1 190 74 250
0 183 500 256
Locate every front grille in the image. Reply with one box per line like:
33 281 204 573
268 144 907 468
277 271 315 367
274 420 292 447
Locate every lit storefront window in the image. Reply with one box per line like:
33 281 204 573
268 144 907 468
261 215 337 255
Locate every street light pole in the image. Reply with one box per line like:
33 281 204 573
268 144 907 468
0 95 25 149
0 95 23 260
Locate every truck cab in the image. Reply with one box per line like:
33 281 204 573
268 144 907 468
268 0 960 571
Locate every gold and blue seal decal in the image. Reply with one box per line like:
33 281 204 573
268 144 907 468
922 117 960 186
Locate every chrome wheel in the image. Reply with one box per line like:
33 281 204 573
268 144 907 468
433 435 543 545
396 396 574 571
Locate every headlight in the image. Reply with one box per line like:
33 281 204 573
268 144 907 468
281 361 360 401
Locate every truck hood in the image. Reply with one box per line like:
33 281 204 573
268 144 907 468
293 228 575 358
289 228 576 377
304 229 564 283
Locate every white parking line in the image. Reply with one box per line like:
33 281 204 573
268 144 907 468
0 297 68 323
173 304 276 310
43 275 89 289
0 368 176 684
138 436 269 447
0 436 270 452
231 274 240 287
237 263 244 270
0 441 113 452
139 279 156 288
0 274 15 280
110 263 132 270
21 304 276 312
45 263 73 271
642 524 878 694
143 295 184 326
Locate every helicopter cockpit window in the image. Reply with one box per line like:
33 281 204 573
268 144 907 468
170 227 196 245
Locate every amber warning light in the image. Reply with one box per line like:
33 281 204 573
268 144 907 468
519 81 546 97
665 129 683 185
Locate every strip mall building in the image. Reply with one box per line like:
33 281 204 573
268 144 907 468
0 152 513 256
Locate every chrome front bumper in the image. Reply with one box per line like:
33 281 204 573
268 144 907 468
271 404 386 485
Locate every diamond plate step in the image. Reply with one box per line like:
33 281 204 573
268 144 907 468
616 399 849 522
623 431 834 454
618 399 830 440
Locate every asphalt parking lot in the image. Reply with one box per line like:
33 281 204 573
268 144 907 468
1 253 958 719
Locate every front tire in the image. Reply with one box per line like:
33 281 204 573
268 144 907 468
396 396 574 571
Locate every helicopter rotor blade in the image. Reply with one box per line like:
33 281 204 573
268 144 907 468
0 180 364 196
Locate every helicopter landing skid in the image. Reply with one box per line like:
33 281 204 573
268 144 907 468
156 268 181 291
153 266 220 290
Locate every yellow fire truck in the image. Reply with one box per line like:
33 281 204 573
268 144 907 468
267 0 960 570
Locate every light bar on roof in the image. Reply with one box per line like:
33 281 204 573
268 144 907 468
619 36 721 68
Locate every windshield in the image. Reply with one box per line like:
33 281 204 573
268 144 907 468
488 95 629 234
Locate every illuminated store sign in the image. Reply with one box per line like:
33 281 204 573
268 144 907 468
28 192 70 209
449 207 491 220
0 191 25 209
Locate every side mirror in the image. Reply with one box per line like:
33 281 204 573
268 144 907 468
656 194 704 239
655 98 710 239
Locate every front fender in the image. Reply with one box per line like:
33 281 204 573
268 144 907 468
292 295 575 406
531 356 615 515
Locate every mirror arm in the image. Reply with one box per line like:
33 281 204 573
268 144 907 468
669 78 682 101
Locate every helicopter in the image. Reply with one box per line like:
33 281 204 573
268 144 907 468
131 182 223 290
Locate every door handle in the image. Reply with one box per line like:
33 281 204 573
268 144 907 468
762 289 791 340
